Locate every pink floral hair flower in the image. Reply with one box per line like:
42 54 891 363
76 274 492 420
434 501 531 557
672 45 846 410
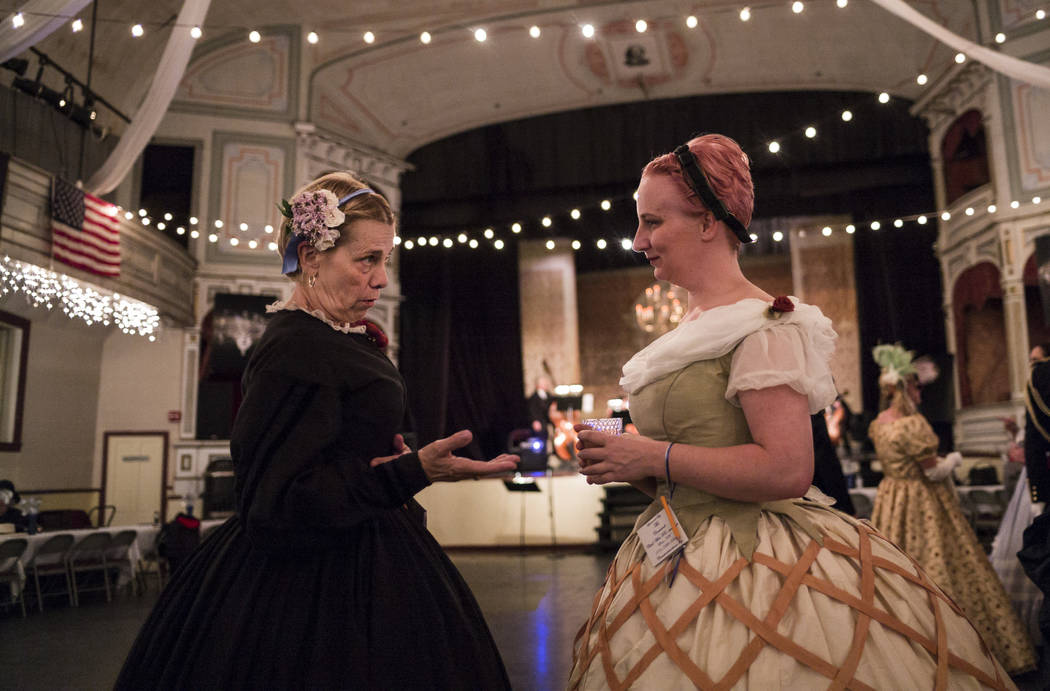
289 189 345 251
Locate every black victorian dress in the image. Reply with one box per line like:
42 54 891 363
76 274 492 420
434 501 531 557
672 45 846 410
116 310 510 690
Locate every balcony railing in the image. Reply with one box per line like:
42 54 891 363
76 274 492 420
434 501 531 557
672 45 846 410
0 156 196 326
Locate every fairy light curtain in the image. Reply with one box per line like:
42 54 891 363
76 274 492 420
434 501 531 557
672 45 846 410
86 0 211 195
871 0 1050 90
0 0 92 64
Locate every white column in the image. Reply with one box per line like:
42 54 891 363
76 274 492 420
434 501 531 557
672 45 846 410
518 239 580 391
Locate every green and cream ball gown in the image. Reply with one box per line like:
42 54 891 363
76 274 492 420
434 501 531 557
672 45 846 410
569 298 1017 690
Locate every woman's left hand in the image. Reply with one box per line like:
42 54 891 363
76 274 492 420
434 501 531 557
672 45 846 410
369 433 411 467
575 430 658 484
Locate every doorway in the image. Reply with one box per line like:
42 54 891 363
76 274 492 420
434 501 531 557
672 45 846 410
101 431 168 526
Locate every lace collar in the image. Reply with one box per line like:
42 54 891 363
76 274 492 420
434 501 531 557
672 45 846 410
266 299 367 335
619 296 835 394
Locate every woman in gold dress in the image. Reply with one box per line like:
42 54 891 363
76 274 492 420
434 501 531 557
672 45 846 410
568 134 1022 689
869 344 1035 674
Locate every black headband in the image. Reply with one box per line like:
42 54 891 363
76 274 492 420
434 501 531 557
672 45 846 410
673 144 752 244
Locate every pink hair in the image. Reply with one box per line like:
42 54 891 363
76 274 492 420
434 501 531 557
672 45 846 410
641 134 754 227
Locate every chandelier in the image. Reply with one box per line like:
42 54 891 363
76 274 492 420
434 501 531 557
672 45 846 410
633 281 686 334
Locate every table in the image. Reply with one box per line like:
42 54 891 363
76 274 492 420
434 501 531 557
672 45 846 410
0 519 226 599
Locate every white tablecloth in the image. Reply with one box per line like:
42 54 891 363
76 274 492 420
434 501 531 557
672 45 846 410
850 483 1004 502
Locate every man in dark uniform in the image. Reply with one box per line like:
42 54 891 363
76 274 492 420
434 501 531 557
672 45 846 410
1017 343 1050 641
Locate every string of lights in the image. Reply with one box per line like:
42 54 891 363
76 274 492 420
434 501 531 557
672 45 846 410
5 1 1046 47
0 255 161 338
5 1 1048 253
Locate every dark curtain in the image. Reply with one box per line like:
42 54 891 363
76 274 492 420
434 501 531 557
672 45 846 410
398 243 527 460
854 223 950 449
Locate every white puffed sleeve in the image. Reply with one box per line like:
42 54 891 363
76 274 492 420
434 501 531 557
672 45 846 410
725 322 838 414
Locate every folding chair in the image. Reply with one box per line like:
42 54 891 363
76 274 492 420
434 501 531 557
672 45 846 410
67 532 113 606
137 530 166 594
88 504 116 527
104 529 139 597
24 533 75 611
0 538 29 617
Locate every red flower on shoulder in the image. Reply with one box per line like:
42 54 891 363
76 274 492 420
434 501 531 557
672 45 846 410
767 296 795 318
353 319 389 350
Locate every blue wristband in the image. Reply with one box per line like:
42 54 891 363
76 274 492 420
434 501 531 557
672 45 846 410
664 442 676 499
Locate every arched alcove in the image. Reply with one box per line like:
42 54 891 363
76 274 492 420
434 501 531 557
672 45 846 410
941 109 990 206
953 262 1009 406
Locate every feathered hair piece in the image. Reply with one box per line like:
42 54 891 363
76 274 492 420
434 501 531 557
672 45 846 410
872 343 917 389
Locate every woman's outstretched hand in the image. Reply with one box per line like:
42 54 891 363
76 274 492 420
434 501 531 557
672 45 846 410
574 425 658 484
416 430 519 482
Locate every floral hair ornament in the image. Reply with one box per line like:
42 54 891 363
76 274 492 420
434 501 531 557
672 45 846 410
872 343 917 389
279 187 374 275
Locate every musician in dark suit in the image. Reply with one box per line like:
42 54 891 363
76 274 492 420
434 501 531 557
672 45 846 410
527 375 554 437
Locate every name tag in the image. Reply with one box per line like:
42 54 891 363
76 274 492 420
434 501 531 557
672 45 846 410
638 498 688 567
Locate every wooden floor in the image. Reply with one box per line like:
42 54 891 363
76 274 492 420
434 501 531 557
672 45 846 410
1 549 1048 690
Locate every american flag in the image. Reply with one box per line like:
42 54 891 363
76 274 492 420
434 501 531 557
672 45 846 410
51 177 121 278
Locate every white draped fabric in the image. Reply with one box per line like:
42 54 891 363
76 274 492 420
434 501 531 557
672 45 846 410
871 0 1050 91
0 0 93 64
86 0 211 195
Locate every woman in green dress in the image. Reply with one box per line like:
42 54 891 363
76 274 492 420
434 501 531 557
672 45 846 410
568 134 1018 689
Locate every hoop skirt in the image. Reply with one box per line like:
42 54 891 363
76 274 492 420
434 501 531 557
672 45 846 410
570 345 1017 689
116 311 509 689
869 415 1035 673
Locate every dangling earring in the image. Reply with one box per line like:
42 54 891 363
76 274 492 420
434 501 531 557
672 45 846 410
308 273 317 288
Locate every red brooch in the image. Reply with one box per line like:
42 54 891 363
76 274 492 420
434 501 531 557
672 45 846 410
767 295 795 318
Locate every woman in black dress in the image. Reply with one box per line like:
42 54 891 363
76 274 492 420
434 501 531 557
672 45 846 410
116 172 518 689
